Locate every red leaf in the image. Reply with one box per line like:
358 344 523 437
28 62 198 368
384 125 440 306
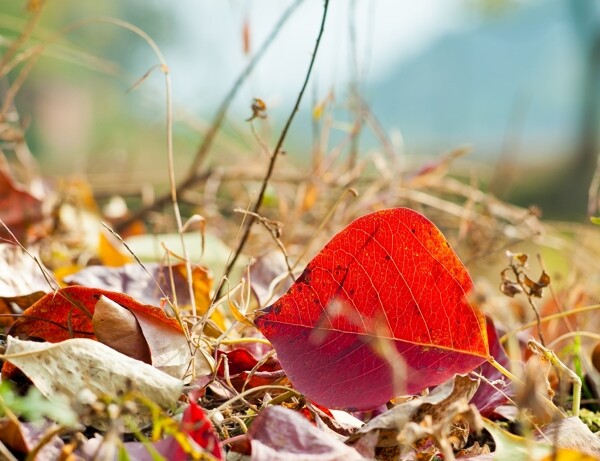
172 401 224 460
3 286 183 379
0 169 43 242
217 349 280 375
255 208 489 409
217 348 283 391
7 285 182 342
123 402 224 461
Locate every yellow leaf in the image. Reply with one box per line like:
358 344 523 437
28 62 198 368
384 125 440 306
98 228 132 267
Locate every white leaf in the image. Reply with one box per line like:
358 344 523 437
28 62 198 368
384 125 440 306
3 336 183 410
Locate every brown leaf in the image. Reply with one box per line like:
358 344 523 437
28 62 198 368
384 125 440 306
0 419 64 459
398 401 483 459
500 279 522 297
523 271 550 298
92 295 151 363
348 374 480 451
514 354 556 423
131 301 213 380
592 342 600 373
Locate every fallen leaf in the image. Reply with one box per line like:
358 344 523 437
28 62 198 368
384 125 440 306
1 336 183 428
0 244 51 328
536 416 600 458
255 208 488 409
64 262 212 312
483 418 600 461
6 285 182 342
514 351 557 424
98 227 133 266
248 406 368 461
110 402 222 460
248 251 292 308
348 374 480 452
3 285 187 380
398 398 483 459
170 401 224 460
218 348 283 391
93 295 151 363
0 419 64 460
218 348 280 375
0 243 51 327
0 168 43 242
0 243 52 299
131 299 212 380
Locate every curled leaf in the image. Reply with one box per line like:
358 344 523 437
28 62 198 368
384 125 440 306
93 295 151 363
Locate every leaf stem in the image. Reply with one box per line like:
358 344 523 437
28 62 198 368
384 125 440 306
487 355 565 420
487 356 521 385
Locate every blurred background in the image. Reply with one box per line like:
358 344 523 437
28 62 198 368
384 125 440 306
1 0 600 219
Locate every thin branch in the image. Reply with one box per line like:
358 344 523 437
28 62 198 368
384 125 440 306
114 0 305 233
214 0 331 301
0 0 47 78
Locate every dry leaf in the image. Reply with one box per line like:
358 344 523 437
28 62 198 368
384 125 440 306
536 416 600 458
93 295 151 363
348 374 480 451
126 300 216 380
484 418 600 461
2 336 183 427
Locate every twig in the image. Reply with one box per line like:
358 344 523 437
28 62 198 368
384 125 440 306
547 331 600 348
207 384 302 418
233 208 294 282
25 425 66 461
487 355 565 420
528 339 581 416
214 0 331 301
0 0 47 78
500 304 600 343
114 0 305 233
347 0 361 172
0 441 18 461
